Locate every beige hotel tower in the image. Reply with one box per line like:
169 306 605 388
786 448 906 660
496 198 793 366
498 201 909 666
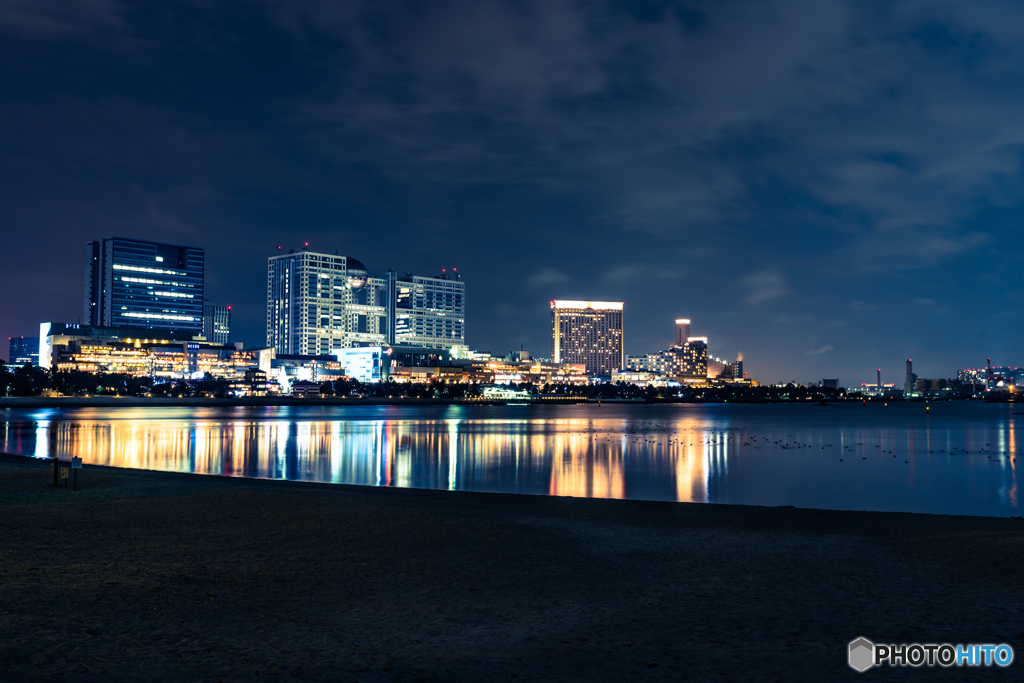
550 300 624 377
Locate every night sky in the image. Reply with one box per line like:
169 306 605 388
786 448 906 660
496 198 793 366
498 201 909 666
2 1 1023 385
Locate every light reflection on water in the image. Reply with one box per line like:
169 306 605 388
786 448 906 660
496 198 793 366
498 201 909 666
1 402 1021 516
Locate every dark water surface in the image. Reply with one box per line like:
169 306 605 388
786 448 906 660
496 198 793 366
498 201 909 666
2 402 1022 516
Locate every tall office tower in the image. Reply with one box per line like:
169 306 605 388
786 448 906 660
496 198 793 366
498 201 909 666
202 304 232 345
8 336 39 366
395 271 465 350
550 300 624 376
85 237 204 333
675 319 690 346
266 250 391 356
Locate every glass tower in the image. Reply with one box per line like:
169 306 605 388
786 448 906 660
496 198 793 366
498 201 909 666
84 238 204 334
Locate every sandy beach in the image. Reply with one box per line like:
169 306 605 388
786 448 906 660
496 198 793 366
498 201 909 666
1 453 1022 681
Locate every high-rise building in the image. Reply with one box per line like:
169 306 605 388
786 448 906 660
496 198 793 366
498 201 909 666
395 271 465 350
203 304 232 345
85 237 204 334
550 300 624 376
266 251 464 356
680 337 708 378
905 359 917 394
8 336 39 366
267 251 390 356
675 319 690 346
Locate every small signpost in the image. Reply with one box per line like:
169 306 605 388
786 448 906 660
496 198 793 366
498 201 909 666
52 457 82 489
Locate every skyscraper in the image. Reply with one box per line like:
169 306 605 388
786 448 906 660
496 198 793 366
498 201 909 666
267 251 390 355
395 271 465 350
266 249 467 356
85 237 204 334
550 300 624 376
675 319 690 346
905 359 917 394
202 304 232 345
680 337 708 378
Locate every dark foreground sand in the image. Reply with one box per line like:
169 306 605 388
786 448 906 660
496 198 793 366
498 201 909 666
2 455 1023 682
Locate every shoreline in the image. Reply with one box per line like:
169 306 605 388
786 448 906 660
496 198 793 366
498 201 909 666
3 454 1023 680
0 395 999 408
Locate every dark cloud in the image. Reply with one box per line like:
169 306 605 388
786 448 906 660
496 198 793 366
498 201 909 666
2 0 1024 383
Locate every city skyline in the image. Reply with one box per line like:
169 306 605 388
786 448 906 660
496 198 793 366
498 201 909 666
2 234 1018 386
3 2 1024 384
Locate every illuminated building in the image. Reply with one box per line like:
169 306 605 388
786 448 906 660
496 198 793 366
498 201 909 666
266 250 390 355
395 271 465 350
38 322 256 382
675 319 690 346
335 346 390 382
8 336 39 366
550 300 624 377
611 369 675 388
202 304 231 345
267 249 464 356
958 366 1024 392
85 237 204 334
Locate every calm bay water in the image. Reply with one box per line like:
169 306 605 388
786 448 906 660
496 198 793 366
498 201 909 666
2 402 1022 516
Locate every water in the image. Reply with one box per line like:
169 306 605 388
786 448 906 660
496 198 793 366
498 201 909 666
2 402 1021 516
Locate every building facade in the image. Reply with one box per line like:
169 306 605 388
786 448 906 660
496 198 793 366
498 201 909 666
267 250 466 356
395 272 465 350
85 237 204 334
550 300 624 377
8 336 39 366
266 251 390 356
202 304 231 345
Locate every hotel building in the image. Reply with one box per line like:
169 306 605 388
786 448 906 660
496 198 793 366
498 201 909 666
85 237 204 334
550 300 624 377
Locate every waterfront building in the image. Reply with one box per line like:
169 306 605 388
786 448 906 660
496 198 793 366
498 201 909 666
675 319 690 346
202 304 231 345
85 237 204 334
395 271 466 350
550 300 624 377
38 322 254 381
266 250 464 356
679 337 708 379
625 355 650 372
7 336 39 366
266 250 390 356
958 366 1024 391
611 369 676 388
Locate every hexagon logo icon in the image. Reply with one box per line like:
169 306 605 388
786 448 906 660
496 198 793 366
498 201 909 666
848 637 874 672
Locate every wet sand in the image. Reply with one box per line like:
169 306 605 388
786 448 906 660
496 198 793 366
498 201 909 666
1 453 1022 682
